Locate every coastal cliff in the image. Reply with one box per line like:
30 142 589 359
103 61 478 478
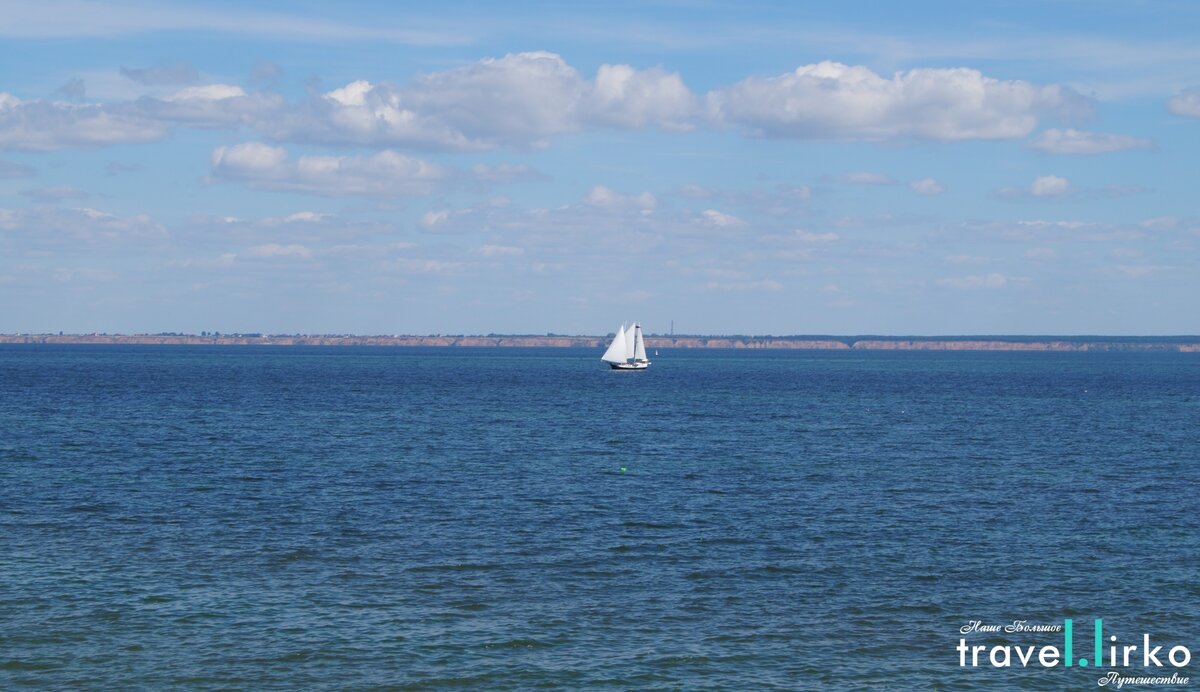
1 334 1197 352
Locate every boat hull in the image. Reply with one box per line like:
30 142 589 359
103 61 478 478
609 361 650 370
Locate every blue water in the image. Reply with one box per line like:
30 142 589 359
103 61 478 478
2 346 1199 688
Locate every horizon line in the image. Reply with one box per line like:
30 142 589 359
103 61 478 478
4 332 1200 341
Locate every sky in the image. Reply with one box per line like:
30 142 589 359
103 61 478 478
1 0 1199 336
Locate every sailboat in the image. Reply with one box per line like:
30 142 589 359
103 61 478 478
601 322 651 370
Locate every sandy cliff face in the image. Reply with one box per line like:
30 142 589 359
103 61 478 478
643 338 850 349
0 334 1196 352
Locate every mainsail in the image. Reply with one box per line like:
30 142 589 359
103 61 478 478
633 324 648 362
601 323 629 364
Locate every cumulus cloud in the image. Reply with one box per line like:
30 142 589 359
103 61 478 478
137 84 284 127
793 230 839 243
0 205 165 246
1030 175 1071 197
1028 128 1152 154
0 92 166 150
585 63 696 130
909 177 945 195
210 142 454 196
1168 87 1200 117
165 84 245 102
699 209 745 227
0 81 282 150
584 185 657 212
259 210 332 226
245 243 314 259
707 61 1084 141
1000 175 1072 199
270 52 697 150
0 55 1096 156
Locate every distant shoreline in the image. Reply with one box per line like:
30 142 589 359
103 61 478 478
2 333 1198 352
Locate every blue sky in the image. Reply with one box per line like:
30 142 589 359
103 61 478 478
1 0 1198 335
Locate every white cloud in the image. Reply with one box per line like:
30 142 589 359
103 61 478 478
909 177 945 195
139 86 284 127
1028 128 1152 154
164 84 245 102
793 230 839 243
283 211 329 223
1030 174 1071 197
585 63 696 130
832 171 894 184
699 209 745 227
937 273 1008 289
272 52 697 150
1168 87 1200 117
584 185 657 212
245 243 314 259
707 61 1083 140
256 210 334 227
420 210 452 228
478 244 524 257
0 206 166 246
1002 176 1074 199
0 92 166 150
382 258 466 275
210 142 454 196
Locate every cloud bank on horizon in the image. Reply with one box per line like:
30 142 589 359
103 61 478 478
0 0 1197 335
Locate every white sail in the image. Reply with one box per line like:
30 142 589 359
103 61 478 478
601 324 629 364
633 323 648 362
624 322 635 360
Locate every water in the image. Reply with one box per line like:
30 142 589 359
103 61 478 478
2 346 1198 688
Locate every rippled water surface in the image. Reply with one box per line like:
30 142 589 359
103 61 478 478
2 346 1199 688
